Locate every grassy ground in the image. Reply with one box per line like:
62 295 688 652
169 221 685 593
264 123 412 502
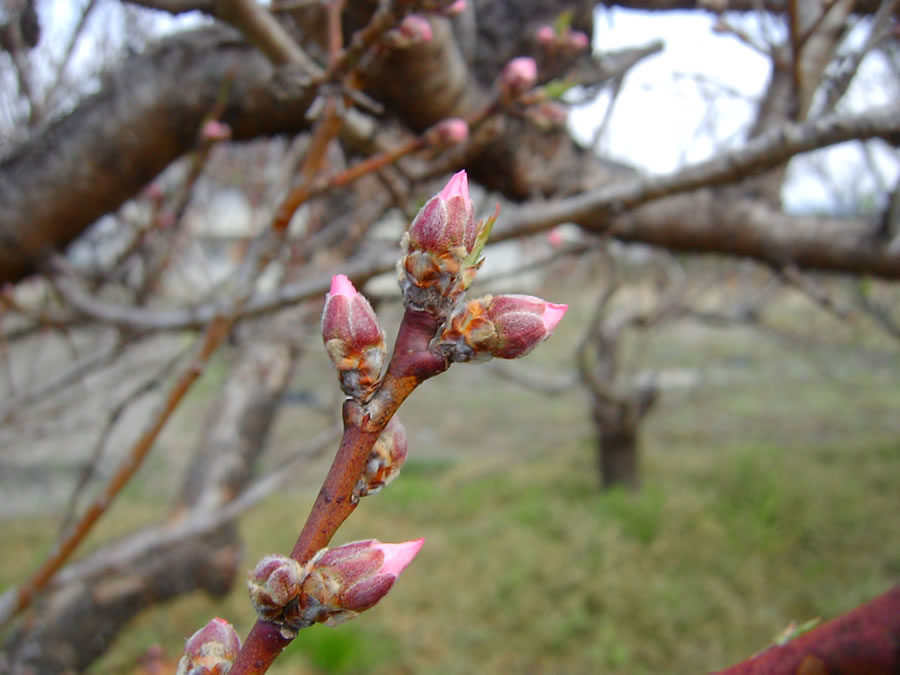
3 272 899 674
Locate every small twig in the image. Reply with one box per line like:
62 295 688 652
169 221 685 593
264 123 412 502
55 346 188 538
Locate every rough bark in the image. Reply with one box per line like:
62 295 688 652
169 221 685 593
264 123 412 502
0 25 316 284
1 5 897 285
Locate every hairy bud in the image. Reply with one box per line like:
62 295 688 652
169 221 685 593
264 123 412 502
247 554 307 630
322 274 387 401
500 57 537 99
297 539 424 628
355 416 408 499
536 25 555 46
425 117 469 147
385 14 432 48
200 119 231 143
176 617 241 675
438 294 567 362
399 171 496 318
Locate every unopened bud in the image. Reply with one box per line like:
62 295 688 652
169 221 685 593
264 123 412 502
536 25 555 46
500 57 537 99
567 30 590 51
322 275 387 401
297 539 424 627
438 294 567 361
425 118 469 147
200 119 231 143
247 554 306 626
355 416 408 499
385 14 432 48
399 170 495 317
443 0 466 15
176 617 241 675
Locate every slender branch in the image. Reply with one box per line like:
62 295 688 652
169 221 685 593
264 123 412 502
230 308 448 673
0 313 233 628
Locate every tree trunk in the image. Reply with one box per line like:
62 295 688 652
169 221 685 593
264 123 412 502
599 424 641 491
591 387 657 491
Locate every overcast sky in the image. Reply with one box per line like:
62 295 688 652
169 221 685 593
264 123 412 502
570 7 899 214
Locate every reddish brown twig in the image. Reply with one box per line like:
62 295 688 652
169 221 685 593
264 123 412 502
0 315 234 627
712 585 900 675
230 309 447 673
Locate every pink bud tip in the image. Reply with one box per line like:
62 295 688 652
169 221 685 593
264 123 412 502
179 617 241 673
329 273 357 298
568 31 590 50
377 538 425 577
547 228 564 247
542 303 568 332
431 118 469 146
438 170 470 204
501 57 538 98
201 119 231 142
399 14 432 43
536 25 555 45
445 0 465 15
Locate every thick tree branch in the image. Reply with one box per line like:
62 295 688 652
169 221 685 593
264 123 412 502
0 26 316 284
713 585 900 674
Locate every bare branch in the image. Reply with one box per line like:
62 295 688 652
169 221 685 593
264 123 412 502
0 26 317 284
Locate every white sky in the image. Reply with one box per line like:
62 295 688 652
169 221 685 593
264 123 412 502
570 7 899 213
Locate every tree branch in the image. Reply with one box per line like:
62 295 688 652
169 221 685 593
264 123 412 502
0 26 316 284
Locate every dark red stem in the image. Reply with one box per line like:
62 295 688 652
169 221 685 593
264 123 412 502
230 308 447 674
712 585 900 675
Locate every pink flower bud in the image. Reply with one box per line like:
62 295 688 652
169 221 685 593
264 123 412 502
439 294 567 361
176 617 241 675
567 30 590 51
400 171 498 316
385 14 433 48
200 119 231 143
247 554 306 625
486 294 567 358
536 25 555 46
356 416 408 498
500 57 537 99
547 227 565 248
426 118 469 147
443 0 465 15
297 539 424 627
407 171 476 255
322 275 386 401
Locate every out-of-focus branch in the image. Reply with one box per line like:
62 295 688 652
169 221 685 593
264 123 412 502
597 0 894 15
213 0 321 72
818 0 899 113
36 0 99 121
713 585 900 675
498 103 900 233
0 26 317 284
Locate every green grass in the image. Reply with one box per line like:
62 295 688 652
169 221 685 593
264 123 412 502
3 278 899 674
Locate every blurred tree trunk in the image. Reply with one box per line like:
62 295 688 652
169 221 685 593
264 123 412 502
4 316 302 673
592 388 657 490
